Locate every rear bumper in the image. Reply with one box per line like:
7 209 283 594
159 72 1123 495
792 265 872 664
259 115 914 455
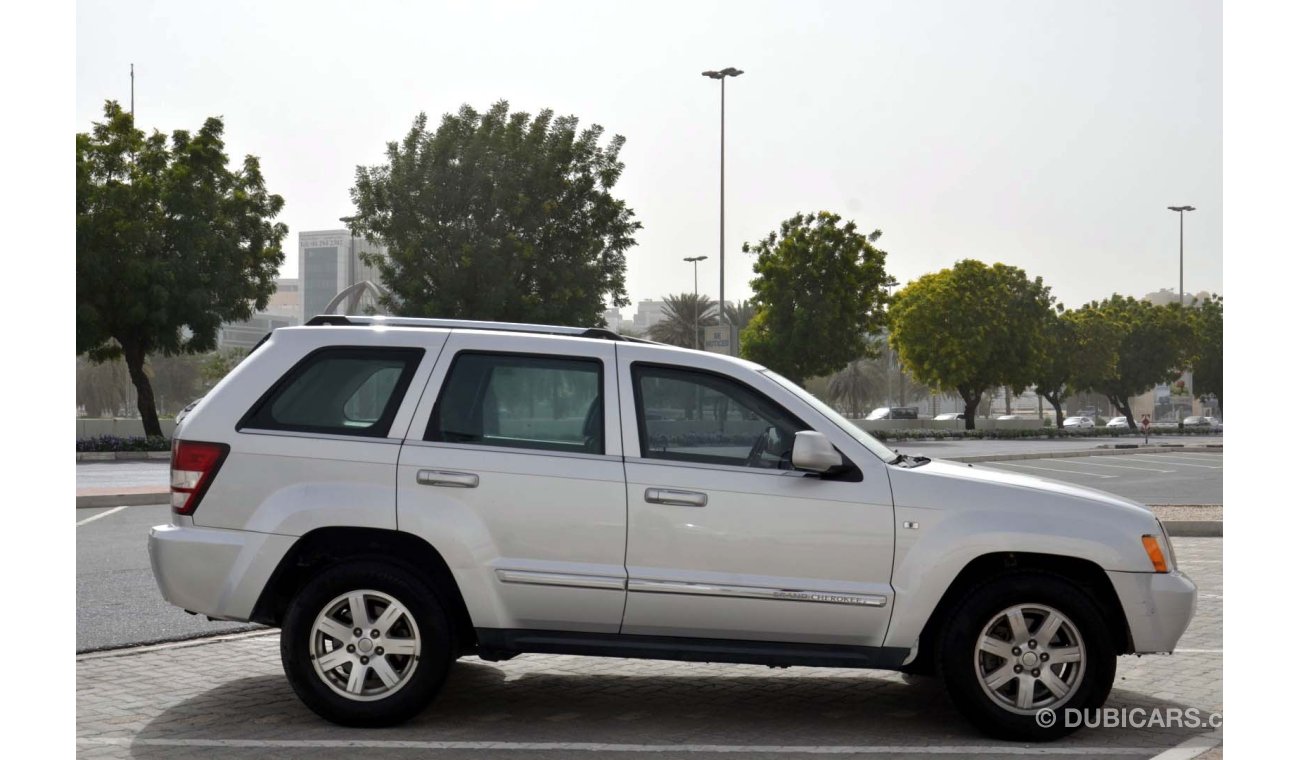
1107 569 1198 653
148 524 295 622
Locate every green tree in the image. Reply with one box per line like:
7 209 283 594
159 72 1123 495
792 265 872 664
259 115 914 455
739 212 891 383
201 347 250 390
1070 296 1195 427
347 101 640 326
1030 306 1121 428
647 293 718 348
888 260 1053 430
77 102 287 437
1190 295 1223 411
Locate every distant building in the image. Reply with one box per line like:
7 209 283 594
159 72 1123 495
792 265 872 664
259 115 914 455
602 307 625 333
631 299 668 332
217 277 302 350
299 230 388 321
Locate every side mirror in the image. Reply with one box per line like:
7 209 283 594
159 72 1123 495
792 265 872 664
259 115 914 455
791 431 844 473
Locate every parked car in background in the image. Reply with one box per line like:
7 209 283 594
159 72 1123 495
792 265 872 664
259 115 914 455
1063 416 1095 429
1105 416 1131 429
933 412 965 421
866 406 920 420
995 414 1019 421
1182 416 1223 432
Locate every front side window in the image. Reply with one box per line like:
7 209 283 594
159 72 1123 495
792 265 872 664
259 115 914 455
633 364 806 469
240 347 423 437
426 352 604 455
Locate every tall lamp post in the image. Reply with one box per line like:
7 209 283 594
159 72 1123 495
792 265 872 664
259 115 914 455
1166 205 1195 306
702 67 743 355
683 255 709 349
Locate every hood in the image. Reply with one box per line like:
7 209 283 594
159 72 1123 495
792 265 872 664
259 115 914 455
892 457 1155 520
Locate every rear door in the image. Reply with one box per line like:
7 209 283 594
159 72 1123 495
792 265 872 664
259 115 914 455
396 332 627 634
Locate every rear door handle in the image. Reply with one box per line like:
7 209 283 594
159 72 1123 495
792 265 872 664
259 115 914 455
645 488 707 507
417 470 479 488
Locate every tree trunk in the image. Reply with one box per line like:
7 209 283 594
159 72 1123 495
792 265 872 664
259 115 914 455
1108 394 1135 430
1004 386 1012 415
1044 392 1065 429
961 390 981 431
121 341 163 438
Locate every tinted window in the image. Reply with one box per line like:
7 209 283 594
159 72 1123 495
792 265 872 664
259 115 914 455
634 364 806 469
427 353 604 455
241 347 423 437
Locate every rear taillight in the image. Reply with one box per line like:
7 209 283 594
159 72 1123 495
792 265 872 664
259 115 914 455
170 440 229 515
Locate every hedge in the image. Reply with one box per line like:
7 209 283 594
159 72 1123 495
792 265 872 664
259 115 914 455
76 435 172 452
867 428 1220 442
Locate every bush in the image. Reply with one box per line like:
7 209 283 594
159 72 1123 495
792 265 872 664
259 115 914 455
76 435 171 452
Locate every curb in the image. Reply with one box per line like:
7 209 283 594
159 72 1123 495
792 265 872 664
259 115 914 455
77 451 171 462
1161 520 1222 538
77 490 169 508
948 445 1223 464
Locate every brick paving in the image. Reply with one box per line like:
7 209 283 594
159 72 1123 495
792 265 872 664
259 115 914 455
76 539 1222 759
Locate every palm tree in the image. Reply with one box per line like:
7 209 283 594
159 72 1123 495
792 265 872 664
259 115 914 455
723 300 757 334
648 293 718 348
827 358 888 418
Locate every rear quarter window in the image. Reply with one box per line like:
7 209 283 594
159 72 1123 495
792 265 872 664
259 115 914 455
239 347 424 437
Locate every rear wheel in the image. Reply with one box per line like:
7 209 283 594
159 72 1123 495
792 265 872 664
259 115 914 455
937 573 1116 741
281 561 454 726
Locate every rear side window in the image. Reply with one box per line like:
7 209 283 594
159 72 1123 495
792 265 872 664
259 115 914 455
426 352 604 455
240 347 423 437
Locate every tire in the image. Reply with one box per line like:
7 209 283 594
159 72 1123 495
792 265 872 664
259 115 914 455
937 572 1117 741
280 561 455 727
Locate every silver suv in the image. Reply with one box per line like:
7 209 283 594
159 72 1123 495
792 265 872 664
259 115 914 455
149 316 1196 740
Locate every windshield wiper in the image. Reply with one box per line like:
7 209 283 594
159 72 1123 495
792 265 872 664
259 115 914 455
888 452 931 468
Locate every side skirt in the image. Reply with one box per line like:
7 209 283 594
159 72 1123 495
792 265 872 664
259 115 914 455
474 628 911 670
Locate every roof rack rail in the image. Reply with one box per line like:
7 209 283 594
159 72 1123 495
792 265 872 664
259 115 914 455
303 314 656 343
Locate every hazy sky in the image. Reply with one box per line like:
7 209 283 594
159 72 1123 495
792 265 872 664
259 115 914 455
76 0 1222 312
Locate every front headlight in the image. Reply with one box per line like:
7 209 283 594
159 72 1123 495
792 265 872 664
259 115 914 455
1157 518 1178 570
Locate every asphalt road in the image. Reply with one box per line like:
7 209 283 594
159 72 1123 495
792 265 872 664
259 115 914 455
76 505 262 652
978 450 1222 505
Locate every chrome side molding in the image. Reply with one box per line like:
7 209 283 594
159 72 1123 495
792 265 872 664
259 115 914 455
495 569 627 591
627 579 888 607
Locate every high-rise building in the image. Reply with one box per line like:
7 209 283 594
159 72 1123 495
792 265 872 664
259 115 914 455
299 230 387 321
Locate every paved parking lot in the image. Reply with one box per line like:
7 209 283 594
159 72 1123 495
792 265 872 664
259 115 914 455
76 537 1221 760
980 451 1222 505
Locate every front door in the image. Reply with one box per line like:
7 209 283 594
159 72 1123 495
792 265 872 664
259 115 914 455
617 347 896 647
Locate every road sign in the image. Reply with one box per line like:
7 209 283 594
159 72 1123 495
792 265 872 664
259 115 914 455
702 325 732 355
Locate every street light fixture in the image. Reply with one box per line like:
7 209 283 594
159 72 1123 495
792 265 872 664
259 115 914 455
702 67 743 354
1166 205 1196 306
683 255 709 349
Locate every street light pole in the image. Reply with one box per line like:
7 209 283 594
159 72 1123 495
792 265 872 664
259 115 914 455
702 67 743 355
683 255 708 349
1166 205 1196 306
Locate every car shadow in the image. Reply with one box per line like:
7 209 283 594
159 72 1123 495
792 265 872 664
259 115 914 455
126 658 1211 758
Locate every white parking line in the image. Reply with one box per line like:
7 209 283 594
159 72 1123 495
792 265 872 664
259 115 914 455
1080 458 1176 473
1126 457 1221 469
77 737 1160 755
1148 729 1222 760
75 506 128 527
991 462 1116 478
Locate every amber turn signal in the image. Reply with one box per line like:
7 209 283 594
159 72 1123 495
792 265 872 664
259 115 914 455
1142 535 1169 573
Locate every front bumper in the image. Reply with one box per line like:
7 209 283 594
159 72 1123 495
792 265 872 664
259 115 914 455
148 524 295 622
1106 569 1198 653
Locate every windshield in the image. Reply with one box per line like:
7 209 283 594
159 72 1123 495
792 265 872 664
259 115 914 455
762 370 898 463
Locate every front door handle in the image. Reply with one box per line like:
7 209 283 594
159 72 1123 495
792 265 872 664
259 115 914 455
645 488 707 507
417 469 479 488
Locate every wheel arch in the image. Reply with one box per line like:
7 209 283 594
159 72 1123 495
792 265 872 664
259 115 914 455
904 552 1133 674
250 527 477 654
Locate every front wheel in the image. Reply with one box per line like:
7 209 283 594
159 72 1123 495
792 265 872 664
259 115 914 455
280 561 455 726
937 573 1117 741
